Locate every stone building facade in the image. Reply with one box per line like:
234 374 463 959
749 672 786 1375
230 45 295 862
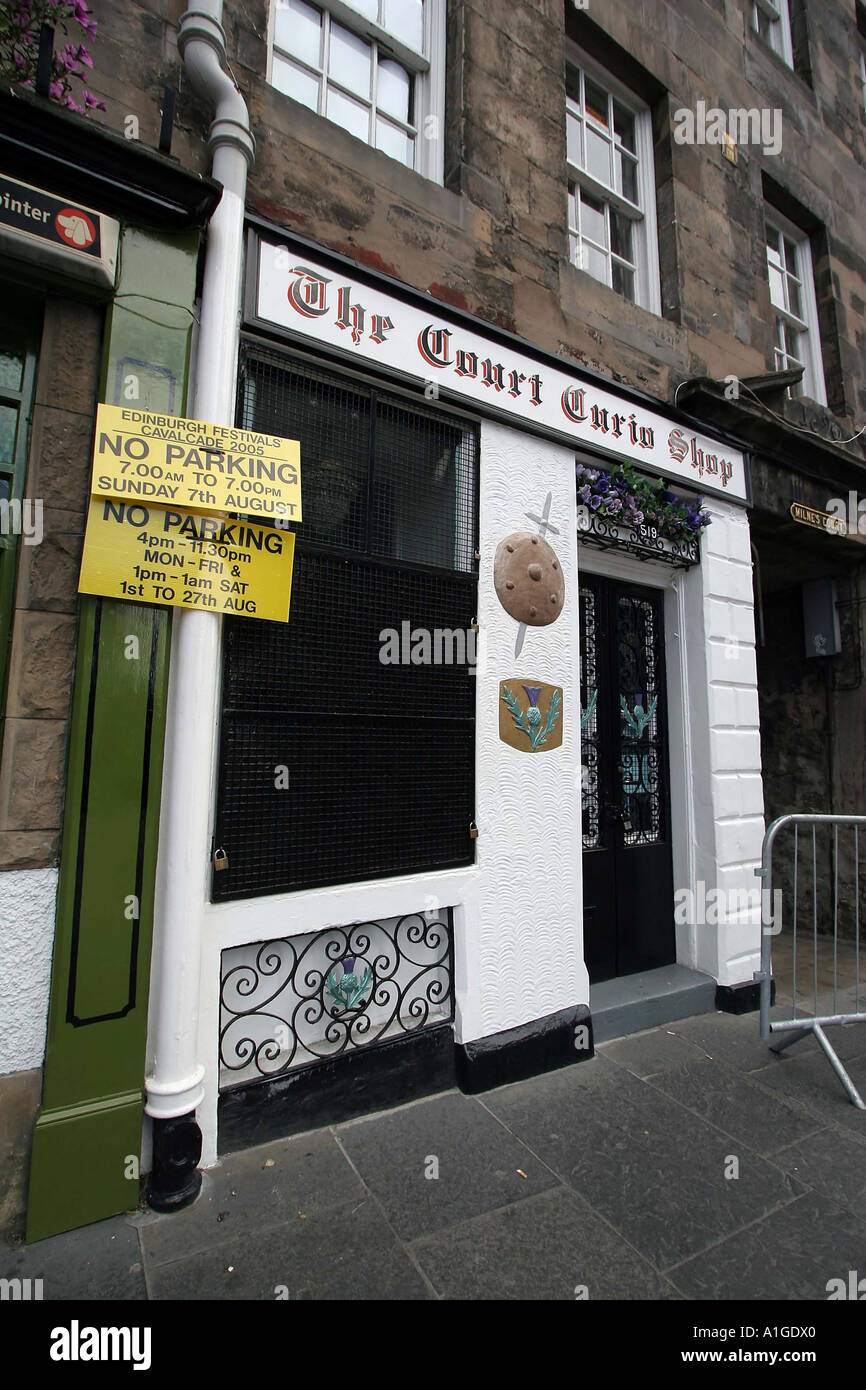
2 0 866 1237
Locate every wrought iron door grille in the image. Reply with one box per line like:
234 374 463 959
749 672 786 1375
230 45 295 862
214 349 479 900
219 911 455 1089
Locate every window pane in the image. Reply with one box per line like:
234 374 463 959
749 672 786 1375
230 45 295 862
327 84 370 141
272 54 320 110
610 212 633 262
0 351 23 392
767 258 786 311
0 404 18 465
783 236 798 270
566 109 582 167
617 150 638 204
376 117 413 166
382 0 424 54
766 226 781 261
567 187 578 233
784 322 803 361
786 274 803 321
612 261 635 300
377 58 410 122
329 22 372 99
585 77 609 128
613 100 636 152
274 0 323 67
583 241 609 284
580 191 607 247
0 475 9 503
585 123 611 186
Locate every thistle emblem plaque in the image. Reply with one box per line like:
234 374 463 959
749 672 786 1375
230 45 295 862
499 680 564 754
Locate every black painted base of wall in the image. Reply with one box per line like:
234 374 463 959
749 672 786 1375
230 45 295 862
218 1023 456 1155
455 1004 593 1094
715 979 775 1015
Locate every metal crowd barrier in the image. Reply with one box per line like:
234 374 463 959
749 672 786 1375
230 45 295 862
755 813 866 1109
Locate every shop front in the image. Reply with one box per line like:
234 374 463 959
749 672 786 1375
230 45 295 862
174 224 762 1165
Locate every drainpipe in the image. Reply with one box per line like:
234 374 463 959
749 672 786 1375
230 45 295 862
144 5 254 1211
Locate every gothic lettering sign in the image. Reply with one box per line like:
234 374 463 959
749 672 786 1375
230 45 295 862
255 238 749 504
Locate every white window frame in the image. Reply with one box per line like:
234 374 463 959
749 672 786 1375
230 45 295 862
565 43 661 316
764 209 826 406
267 0 445 183
752 0 795 70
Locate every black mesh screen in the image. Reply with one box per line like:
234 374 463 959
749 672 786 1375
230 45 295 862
237 349 477 569
213 347 479 900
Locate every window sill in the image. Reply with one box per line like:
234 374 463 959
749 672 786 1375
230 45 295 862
747 34 815 97
257 83 447 197
562 255 662 323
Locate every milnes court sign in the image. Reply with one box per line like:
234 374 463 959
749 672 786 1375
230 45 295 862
254 237 748 505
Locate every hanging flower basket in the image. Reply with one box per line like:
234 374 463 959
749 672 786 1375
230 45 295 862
576 459 711 567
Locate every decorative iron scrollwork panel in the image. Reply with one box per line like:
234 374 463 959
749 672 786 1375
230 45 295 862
219 912 454 1088
579 584 601 849
617 594 664 846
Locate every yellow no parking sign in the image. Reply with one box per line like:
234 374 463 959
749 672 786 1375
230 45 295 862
78 497 295 623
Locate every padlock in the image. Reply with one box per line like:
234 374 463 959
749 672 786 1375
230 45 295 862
213 847 229 871
469 820 479 840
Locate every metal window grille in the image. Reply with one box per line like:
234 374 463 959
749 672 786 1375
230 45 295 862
219 909 455 1088
213 347 478 900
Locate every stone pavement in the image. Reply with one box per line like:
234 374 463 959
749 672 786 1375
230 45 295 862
3 1001 866 1301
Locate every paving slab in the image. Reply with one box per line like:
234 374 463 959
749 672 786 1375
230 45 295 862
0 1214 145 1301
668 1190 866 1301
137 1126 364 1267
146 1196 430 1301
598 1026 708 1077
750 1048 866 1139
774 1126 866 1219
640 1057 825 1156
484 1053 805 1271
669 1011 793 1073
334 1090 559 1241
410 1185 680 1301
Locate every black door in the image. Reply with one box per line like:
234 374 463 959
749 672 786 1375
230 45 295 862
579 574 675 983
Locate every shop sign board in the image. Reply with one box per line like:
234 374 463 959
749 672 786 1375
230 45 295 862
255 238 749 504
0 171 118 287
78 497 295 622
89 403 302 522
790 501 847 536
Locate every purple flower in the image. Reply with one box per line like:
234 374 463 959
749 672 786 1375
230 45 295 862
578 485 591 504
522 685 542 707
589 494 603 510
342 956 355 976
606 497 623 516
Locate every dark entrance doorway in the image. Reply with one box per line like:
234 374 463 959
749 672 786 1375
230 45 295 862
579 573 675 983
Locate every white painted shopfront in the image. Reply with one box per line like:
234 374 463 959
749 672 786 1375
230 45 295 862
152 229 762 1165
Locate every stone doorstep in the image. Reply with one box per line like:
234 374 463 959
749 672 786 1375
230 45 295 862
590 964 718 1045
